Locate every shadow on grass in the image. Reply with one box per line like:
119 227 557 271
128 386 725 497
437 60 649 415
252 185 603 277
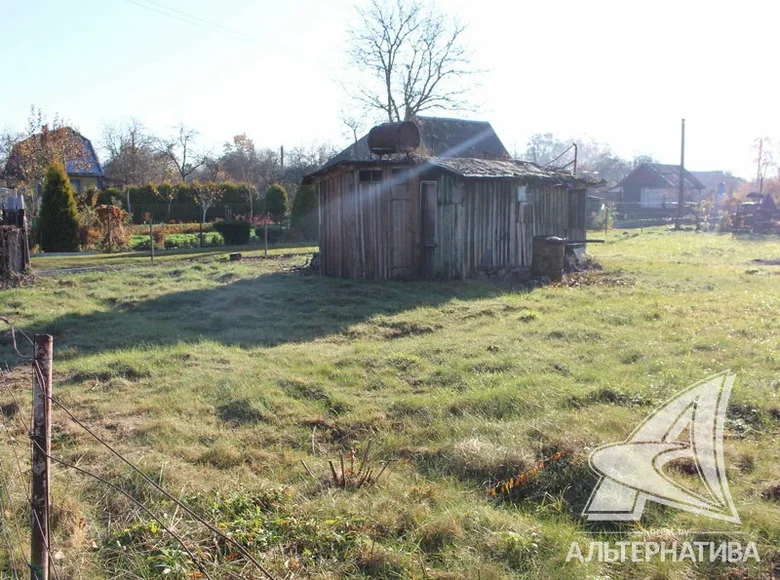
28 270 514 355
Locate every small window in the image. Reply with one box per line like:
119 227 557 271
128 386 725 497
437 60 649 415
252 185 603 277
71 178 82 194
359 169 383 183
517 185 527 202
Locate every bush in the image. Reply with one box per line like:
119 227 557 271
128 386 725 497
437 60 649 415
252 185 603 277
40 163 80 252
263 183 288 224
212 220 251 245
95 205 131 252
255 224 286 243
290 184 318 241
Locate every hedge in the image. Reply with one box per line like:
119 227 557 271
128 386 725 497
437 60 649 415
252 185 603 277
212 221 252 245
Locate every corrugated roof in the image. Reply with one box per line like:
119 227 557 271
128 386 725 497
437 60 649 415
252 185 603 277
308 116 509 178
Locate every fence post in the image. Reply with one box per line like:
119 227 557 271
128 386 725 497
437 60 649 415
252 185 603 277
264 216 268 258
31 334 53 580
149 221 154 263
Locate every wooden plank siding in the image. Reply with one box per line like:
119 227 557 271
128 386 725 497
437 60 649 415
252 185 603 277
318 165 419 280
316 166 586 280
530 185 586 241
430 176 533 279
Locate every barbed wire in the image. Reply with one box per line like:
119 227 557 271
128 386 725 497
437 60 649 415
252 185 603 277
2 317 277 579
0 435 26 579
32 358 277 580
28 438 214 580
30 508 62 580
0 415 34 577
0 318 33 361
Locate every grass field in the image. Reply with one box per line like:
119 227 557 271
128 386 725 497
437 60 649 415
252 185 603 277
1 229 779 579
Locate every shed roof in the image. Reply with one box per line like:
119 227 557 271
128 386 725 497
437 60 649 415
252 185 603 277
619 163 704 190
427 157 603 186
307 116 509 180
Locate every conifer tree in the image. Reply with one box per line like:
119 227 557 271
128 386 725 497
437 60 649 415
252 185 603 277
39 162 80 252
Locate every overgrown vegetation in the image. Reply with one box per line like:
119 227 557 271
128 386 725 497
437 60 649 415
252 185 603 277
1 229 778 578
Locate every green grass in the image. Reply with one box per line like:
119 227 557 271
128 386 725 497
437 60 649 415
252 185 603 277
29 243 317 271
2 228 779 578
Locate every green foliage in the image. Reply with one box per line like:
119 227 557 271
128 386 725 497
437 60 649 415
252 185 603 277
254 224 286 243
39 162 80 252
263 183 288 223
290 184 318 241
212 221 251 245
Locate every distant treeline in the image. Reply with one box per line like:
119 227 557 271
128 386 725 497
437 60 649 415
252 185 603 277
97 182 260 223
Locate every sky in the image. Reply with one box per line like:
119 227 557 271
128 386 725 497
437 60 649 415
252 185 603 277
2 0 778 179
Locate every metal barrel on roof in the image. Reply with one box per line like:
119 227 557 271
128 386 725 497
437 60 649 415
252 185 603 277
368 121 421 155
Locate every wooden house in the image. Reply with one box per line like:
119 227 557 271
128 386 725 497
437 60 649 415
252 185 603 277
303 117 598 280
614 163 704 209
4 127 104 194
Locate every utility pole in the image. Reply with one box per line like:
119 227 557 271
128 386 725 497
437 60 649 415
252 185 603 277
31 335 53 580
676 118 686 230
756 138 764 194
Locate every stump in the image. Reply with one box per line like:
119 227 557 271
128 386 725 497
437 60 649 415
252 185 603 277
0 226 28 285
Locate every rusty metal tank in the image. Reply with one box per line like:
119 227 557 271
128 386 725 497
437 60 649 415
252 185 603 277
367 121 421 155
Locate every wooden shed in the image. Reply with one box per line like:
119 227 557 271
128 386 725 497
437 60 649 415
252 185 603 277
303 117 598 280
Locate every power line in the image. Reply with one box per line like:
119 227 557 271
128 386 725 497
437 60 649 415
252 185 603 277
130 0 257 43
123 0 339 73
125 0 254 44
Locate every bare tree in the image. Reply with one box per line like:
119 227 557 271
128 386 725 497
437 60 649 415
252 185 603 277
156 123 206 182
341 112 365 144
102 118 159 185
753 137 775 194
347 0 476 122
189 181 224 223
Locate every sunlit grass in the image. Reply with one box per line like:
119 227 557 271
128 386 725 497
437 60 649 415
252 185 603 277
1 228 778 578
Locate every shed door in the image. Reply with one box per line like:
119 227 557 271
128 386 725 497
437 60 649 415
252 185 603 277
390 170 413 278
420 180 438 278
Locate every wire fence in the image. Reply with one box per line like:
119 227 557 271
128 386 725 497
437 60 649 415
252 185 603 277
0 318 276 580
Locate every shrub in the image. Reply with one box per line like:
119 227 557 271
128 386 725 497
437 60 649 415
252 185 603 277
95 205 131 252
290 184 318 241
255 224 286 243
212 220 251 245
40 163 80 252
263 183 288 224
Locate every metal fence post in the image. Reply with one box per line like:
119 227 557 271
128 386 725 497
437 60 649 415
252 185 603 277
31 334 52 580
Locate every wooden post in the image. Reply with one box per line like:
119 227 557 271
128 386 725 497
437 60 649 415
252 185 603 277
31 334 52 580
264 215 268 258
149 221 154 263
677 118 685 230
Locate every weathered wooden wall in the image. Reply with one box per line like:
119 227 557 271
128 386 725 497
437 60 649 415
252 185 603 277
430 176 534 279
318 165 419 279
317 166 587 281
530 185 586 242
